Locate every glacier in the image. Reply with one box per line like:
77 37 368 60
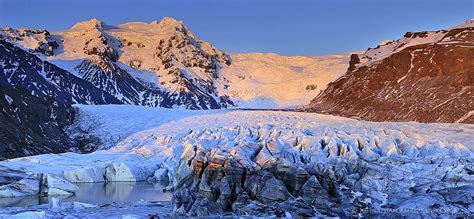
0 104 472 217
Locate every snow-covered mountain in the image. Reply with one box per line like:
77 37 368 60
218 53 351 108
0 17 234 109
307 19 474 123
0 17 350 109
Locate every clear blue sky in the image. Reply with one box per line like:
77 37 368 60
0 0 472 56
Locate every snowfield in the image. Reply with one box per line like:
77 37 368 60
0 104 473 217
218 52 352 108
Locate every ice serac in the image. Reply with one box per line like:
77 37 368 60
0 174 77 197
63 166 104 183
0 151 160 184
306 20 474 123
0 178 39 197
159 123 473 217
125 110 472 217
40 174 78 196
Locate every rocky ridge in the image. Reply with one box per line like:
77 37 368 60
306 20 474 123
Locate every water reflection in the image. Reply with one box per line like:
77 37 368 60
0 182 172 208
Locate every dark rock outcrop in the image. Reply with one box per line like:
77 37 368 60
0 41 121 105
74 58 166 106
0 84 75 160
306 23 474 123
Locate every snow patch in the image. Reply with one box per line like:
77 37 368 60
4 94 13 105
219 53 353 108
457 111 474 123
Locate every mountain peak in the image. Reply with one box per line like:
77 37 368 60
70 18 112 31
454 19 474 29
157 16 182 27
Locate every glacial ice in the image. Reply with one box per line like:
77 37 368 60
0 174 78 198
0 105 472 217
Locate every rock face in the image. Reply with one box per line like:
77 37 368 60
306 20 474 123
0 83 75 160
0 41 121 105
153 124 473 217
73 58 166 107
